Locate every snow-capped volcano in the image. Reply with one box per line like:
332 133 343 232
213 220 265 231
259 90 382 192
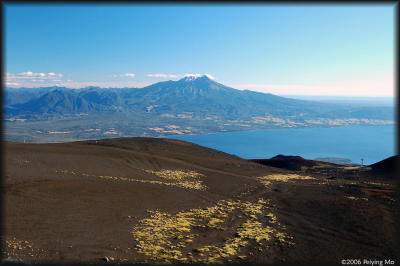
180 74 215 81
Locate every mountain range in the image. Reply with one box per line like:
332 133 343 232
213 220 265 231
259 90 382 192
4 75 395 142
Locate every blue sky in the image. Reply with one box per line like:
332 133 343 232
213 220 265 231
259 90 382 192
4 3 396 96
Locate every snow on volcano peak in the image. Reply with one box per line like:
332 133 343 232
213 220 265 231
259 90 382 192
181 74 215 81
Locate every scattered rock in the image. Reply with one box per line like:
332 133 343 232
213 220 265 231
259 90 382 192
136 244 143 249
1 258 26 264
100 257 109 262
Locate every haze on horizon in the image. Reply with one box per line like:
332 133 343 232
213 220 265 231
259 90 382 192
4 3 395 97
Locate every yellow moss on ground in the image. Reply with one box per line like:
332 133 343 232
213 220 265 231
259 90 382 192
145 169 207 190
2 238 44 261
145 169 204 181
342 166 361 170
131 198 293 263
311 163 337 169
364 181 391 187
300 166 308 172
346 196 357 200
55 168 207 191
257 174 315 187
208 218 225 227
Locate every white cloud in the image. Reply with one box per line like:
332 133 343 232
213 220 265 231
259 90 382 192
4 71 146 89
17 71 48 78
4 79 150 89
113 73 136 78
59 80 149 89
7 71 64 80
4 71 65 87
6 80 150 89
18 71 34 76
5 82 20 86
147 73 179 78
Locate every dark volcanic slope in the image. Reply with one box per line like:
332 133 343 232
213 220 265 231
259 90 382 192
369 155 398 171
249 154 319 171
250 154 398 180
3 138 397 264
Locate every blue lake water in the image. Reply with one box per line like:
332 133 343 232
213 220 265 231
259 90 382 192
169 125 396 165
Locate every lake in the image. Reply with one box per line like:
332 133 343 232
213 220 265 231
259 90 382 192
169 125 396 165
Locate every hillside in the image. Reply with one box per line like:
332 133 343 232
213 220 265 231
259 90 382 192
249 154 398 180
4 75 395 143
368 155 398 177
3 137 397 264
249 155 319 171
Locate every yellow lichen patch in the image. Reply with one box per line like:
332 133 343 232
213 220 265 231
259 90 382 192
300 166 308 172
131 198 293 264
257 174 315 187
145 169 207 191
275 232 288 242
208 218 225 227
132 210 197 262
311 163 337 169
55 169 207 191
265 213 278 224
189 201 292 263
345 196 369 201
2 238 44 261
237 220 273 242
145 169 204 181
346 196 357 200
257 198 267 204
364 181 391 187
342 166 361 170
257 178 272 186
